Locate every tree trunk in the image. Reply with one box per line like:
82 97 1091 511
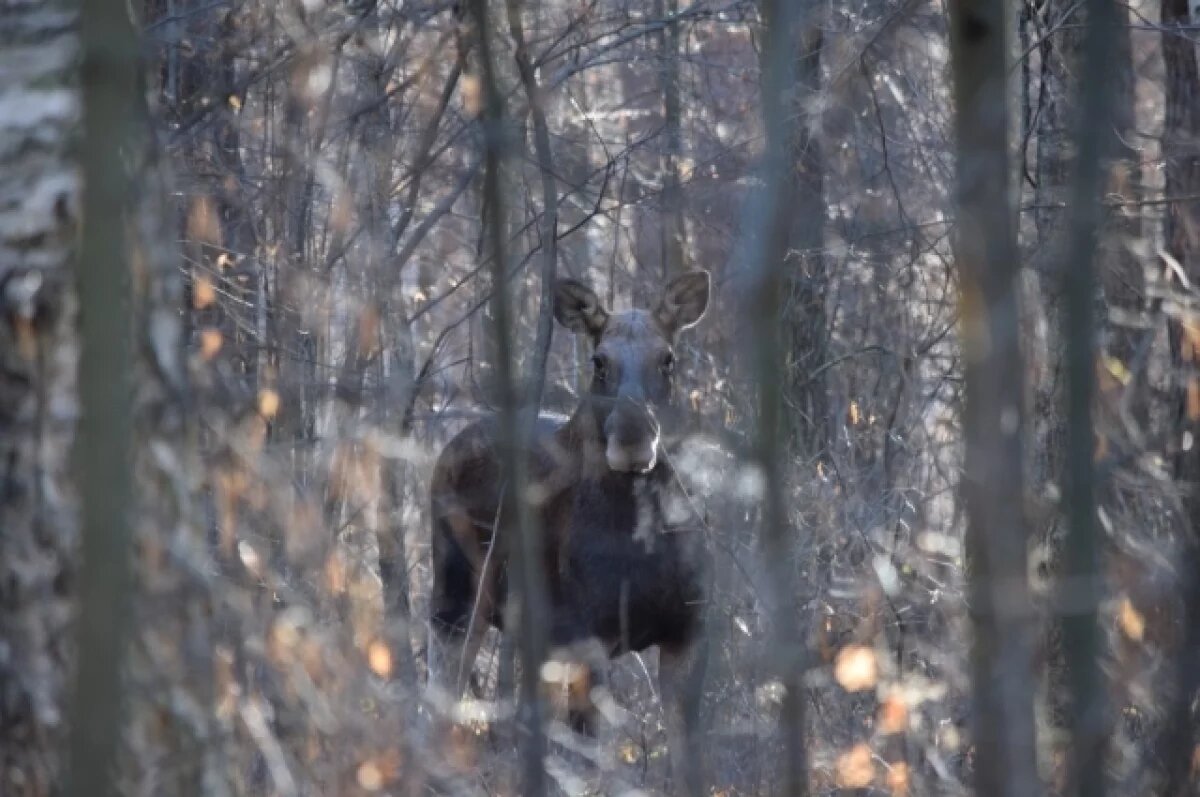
469 1 549 793
66 0 139 790
754 1 815 794
1158 0 1200 790
658 0 686 278
780 6 828 459
1055 0 1118 792
1097 14 1142 370
947 0 1042 793
0 3 80 793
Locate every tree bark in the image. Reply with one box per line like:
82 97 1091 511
506 0 558 412
658 0 686 278
1056 0 1117 793
780 4 828 459
469 1 549 793
754 1 813 794
1158 0 1200 791
0 3 80 793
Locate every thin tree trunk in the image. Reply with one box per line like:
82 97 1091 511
1098 12 1142 370
1158 0 1200 791
1057 0 1117 793
65 0 138 791
947 0 1042 793
754 1 811 794
506 0 558 412
659 0 686 278
780 3 828 458
0 3 80 794
468 1 549 794
72 4 206 794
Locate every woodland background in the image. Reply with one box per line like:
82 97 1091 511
2 0 1200 794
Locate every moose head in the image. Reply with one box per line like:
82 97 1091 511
553 270 711 473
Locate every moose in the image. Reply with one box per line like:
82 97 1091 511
427 269 713 789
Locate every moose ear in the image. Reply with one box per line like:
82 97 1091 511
553 278 609 339
654 270 710 334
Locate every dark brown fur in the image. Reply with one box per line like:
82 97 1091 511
426 272 713 789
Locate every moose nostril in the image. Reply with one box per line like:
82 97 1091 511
609 403 656 444
603 400 661 473
605 435 658 473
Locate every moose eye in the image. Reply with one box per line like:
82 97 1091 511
660 351 675 374
592 355 608 380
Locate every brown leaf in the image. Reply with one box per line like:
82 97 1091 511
887 762 910 796
461 74 482 117
356 760 384 791
187 196 221 247
878 694 908 735
367 640 393 678
1099 355 1130 391
1117 595 1145 641
193 273 216 309
257 388 280 419
199 327 223 360
1183 317 1200 363
834 644 878 692
325 550 347 594
835 743 875 789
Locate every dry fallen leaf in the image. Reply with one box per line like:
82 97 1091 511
258 388 280 419
187 196 221 247
461 74 482 116
356 760 384 791
1117 595 1145 641
193 274 216 309
1101 355 1131 387
887 761 910 796
878 693 908 735
199 327 223 360
367 640 393 678
325 550 347 594
1183 317 1200 361
618 742 640 764
835 743 875 789
834 644 878 692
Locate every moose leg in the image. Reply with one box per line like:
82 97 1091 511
427 627 468 700
428 586 494 704
429 510 492 701
659 642 707 797
544 637 628 736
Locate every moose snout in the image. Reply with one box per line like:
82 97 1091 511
603 398 660 473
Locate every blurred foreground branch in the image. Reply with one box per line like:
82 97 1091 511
66 0 137 793
947 0 1041 793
